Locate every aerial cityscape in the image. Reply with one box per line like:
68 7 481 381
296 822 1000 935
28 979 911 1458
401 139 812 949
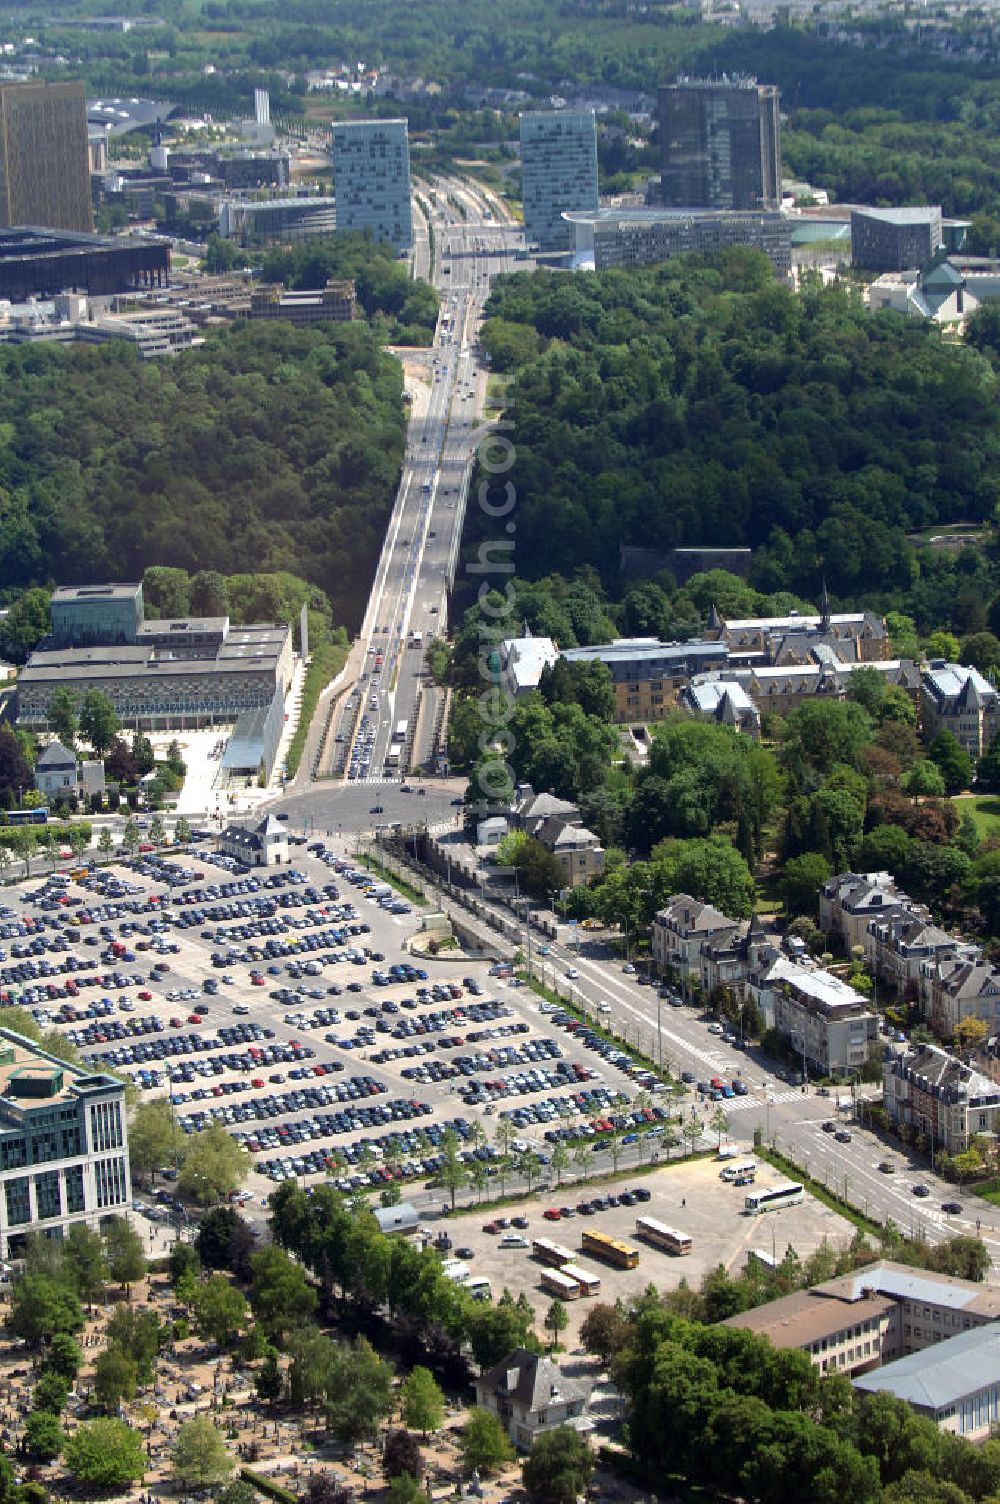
0 0 999 1501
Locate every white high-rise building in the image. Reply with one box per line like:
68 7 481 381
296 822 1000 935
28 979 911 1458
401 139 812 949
331 118 412 252
520 109 598 253
254 87 270 127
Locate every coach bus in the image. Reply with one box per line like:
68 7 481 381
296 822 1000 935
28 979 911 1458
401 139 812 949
744 1181 804 1215
559 1262 601 1297
580 1228 640 1270
539 1267 581 1301
531 1237 576 1268
634 1217 693 1256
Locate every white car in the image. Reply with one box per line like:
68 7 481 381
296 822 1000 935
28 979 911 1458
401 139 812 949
499 1233 529 1249
597 1000 611 1014
232 1003 250 1015
707 1022 724 1035
622 963 636 974
565 968 580 980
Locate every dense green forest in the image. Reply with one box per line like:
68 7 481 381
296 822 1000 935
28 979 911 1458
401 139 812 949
0 321 405 630
475 252 1000 606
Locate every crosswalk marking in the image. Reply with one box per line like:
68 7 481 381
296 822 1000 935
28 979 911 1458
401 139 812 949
723 1089 803 1113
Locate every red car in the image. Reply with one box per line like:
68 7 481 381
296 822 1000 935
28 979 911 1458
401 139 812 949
251 976 265 986
482 1222 500 1234
187 1014 201 1024
169 1017 184 1028
138 990 152 1001
543 1208 562 1222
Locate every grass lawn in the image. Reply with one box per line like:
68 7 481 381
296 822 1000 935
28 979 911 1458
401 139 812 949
954 795 1000 838
284 639 348 778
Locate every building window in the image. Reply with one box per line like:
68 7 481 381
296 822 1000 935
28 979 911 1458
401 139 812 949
64 1166 85 1214
4 1177 30 1226
95 1156 127 1209
90 1101 122 1154
1 1137 26 1171
34 1170 61 1221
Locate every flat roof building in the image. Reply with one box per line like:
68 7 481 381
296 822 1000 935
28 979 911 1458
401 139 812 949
331 119 412 252
561 638 730 722
18 583 293 738
659 78 781 211
0 1028 130 1259
218 196 337 245
520 110 598 253
851 206 943 272
564 205 791 274
0 82 93 233
0 225 169 300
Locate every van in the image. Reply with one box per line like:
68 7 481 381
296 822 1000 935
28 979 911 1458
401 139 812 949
716 1144 741 1160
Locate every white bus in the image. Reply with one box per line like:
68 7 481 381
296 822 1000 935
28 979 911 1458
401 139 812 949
393 721 409 743
540 1267 581 1301
634 1217 693 1256
746 1248 779 1272
560 1263 601 1297
720 1160 758 1182
466 1275 492 1302
531 1237 576 1267
384 747 400 768
744 1181 804 1215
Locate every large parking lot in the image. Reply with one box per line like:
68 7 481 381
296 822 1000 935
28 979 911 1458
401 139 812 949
424 1153 855 1340
0 840 662 1210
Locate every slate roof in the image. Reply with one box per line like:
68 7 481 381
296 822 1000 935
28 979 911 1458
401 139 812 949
36 740 75 768
476 1349 590 1413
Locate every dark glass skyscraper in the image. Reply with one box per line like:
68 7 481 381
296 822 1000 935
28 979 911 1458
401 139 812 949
659 78 780 212
0 81 92 232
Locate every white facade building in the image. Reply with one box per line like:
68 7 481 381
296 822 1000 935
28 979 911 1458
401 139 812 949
0 1030 130 1258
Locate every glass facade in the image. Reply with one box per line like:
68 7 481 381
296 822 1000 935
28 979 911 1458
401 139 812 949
4 1176 29 1225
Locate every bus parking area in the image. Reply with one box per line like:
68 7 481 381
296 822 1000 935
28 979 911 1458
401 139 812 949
431 1153 856 1343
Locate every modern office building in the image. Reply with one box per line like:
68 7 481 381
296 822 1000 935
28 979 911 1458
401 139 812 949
659 78 781 211
0 225 169 301
563 205 791 274
851 206 943 272
520 110 598 252
17 584 293 771
331 118 412 252
0 81 93 232
0 1028 130 1259
218 196 337 245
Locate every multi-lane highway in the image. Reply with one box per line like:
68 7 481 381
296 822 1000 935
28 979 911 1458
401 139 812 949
315 175 526 788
